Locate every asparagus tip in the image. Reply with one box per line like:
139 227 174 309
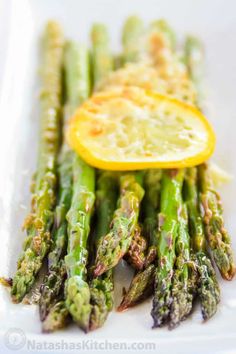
65 276 91 332
117 302 129 312
42 301 70 333
93 263 106 277
221 266 236 281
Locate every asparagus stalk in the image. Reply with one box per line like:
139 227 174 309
198 164 235 280
89 172 117 330
118 21 181 314
151 169 185 327
11 22 64 302
118 169 162 311
39 148 73 322
94 173 144 276
183 38 221 319
90 23 113 88
62 43 96 332
121 16 149 269
185 36 235 281
92 20 147 322
143 169 162 246
89 22 117 331
184 36 204 106
148 22 193 328
39 40 85 328
184 167 220 320
65 156 95 332
122 16 144 63
169 203 193 328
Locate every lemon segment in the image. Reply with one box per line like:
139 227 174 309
67 86 215 170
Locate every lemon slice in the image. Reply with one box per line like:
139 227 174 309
67 86 215 170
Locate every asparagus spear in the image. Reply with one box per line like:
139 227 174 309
39 148 73 321
89 172 117 330
40 41 92 331
151 169 185 327
118 20 183 314
65 155 95 332
64 41 91 110
143 169 162 246
118 169 162 311
90 23 113 88
185 36 235 281
198 164 235 280
184 36 204 106
122 16 144 63
88 24 118 330
184 167 220 320
169 203 193 328
11 22 64 302
39 41 83 326
148 21 194 328
94 173 144 276
62 43 96 332
184 37 221 319
91 20 147 322
121 16 149 270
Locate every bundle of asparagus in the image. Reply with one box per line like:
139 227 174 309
4 16 235 334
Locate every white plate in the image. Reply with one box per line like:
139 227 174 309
0 0 236 353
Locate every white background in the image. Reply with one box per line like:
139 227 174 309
0 0 236 353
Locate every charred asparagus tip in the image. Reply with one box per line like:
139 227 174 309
93 264 106 277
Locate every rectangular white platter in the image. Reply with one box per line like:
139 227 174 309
0 0 236 353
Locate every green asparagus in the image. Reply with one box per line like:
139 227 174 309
39 40 87 327
151 169 185 327
88 24 117 330
143 169 162 246
62 42 96 332
94 173 144 276
185 168 220 319
185 36 235 280
149 21 193 328
198 164 235 280
184 36 204 106
184 173 220 320
11 21 64 302
122 16 144 63
90 23 113 88
89 172 117 330
118 170 162 310
8 16 236 334
39 149 73 321
65 156 95 332
169 203 193 328
121 16 149 270
184 37 221 319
